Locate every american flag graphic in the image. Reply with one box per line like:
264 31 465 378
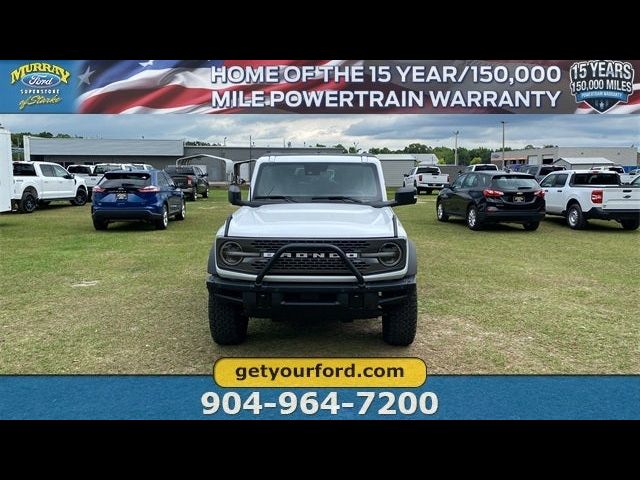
76 60 640 114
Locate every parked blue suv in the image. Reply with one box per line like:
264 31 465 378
91 169 186 230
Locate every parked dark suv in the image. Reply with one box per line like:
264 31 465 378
164 165 209 201
91 170 185 230
436 172 545 230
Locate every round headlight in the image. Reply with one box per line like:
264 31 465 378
220 241 243 266
378 243 402 267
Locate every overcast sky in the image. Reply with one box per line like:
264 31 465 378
1 114 638 151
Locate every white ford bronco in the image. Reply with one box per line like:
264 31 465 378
207 155 418 346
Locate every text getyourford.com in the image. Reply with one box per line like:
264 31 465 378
214 358 427 388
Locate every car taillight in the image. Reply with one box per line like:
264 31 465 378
591 189 603 204
138 185 160 192
418 174 423 182
534 190 545 198
187 176 193 186
93 185 105 193
446 175 450 182
483 189 504 198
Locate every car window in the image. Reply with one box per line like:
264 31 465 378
491 175 539 189
13 163 36 176
572 173 619 186
67 166 92 174
53 165 69 177
416 167 440 174
539 175 555 187
462 174 478 188
100 172 151 188
40 165 56 177
452 174 465 188
473 165 498 171
163 173 175 186
553 174 568 187
157 173 168 187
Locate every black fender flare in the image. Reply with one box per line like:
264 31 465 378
406 239 418 276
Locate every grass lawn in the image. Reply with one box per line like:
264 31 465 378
0 189 638 374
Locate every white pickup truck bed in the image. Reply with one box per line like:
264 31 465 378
403 165 449 194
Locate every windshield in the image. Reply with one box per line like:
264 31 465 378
572 173 620 186
99 172 151 188
474 165 498 171
165 166 195 174
416 167 440 174
68 166 92 174
540 166 563 176
492 175 539 189
94 164 125 174
253 162 382 201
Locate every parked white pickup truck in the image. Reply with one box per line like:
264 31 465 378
12 161 88 213
67 165 101 197
540 170 640 230
590 166 637 184
403 164 449 194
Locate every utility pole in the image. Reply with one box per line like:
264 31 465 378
223 136 227 147
501 121 506 168
249 135 252 160
453 131 459 166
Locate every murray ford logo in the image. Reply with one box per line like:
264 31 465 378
570 60 635 113
9 62 70 111
263 252 359 258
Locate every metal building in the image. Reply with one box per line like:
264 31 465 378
553 157 615 170
376 154 418 187
490 146 637 169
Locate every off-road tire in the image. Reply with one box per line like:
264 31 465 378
18 190 38 213
523 221 540 231
566 204 586 230
155 205 169 230
70 188 88 206
202 187 209 198
621 218 639 230
208 290 248 345
382 288 417 346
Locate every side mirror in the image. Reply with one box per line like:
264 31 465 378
64 174 74 179
393 186 417 206
458 170 463 174
403 173 408 177
228 184 243 205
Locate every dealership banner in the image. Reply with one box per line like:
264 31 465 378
1 60 638 114
2 375 639 420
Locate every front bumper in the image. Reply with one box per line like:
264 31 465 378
585 208 640 222
92 208 162 222
207 274 416 319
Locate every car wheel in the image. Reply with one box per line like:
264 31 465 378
18 190 38 213
523 221 540 231
202 187 209 198
175 200 186 220
93 218 108 230
621 218 639 230
436 201 449 222
466 205 483 230
192 190 198 201
155 205 169 230
382 288 417 346
209 290 248 345
70 188 88 206
566 204 586 230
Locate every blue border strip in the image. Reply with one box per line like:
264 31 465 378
1 375 639 420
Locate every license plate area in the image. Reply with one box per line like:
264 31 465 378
116 192 128 201
513 195 524 202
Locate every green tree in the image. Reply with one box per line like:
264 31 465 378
333 144 348 153
402 143 431 154
315 143 326 148
470 157 482 165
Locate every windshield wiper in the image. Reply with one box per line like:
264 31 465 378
253 195 298 202
311 196 363 203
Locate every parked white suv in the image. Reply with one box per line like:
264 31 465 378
207 155 418 346
12 161 88 213
540 170 640 230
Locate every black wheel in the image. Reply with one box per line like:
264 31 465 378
621 218 639 230
523 221 540 231
202 187 209 198
155 205 169 230
466 205 483 230
70 188 88 206
425 189 432 195
93 218 108 230
18 190 38 213
191 190 198 201
175 200 186 220
566 204 586 230
382 288 417 346
436 200 449 222
208 290 248 345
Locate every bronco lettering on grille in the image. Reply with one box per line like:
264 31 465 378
262 252 359 259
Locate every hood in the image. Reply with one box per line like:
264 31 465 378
226 203 396 238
